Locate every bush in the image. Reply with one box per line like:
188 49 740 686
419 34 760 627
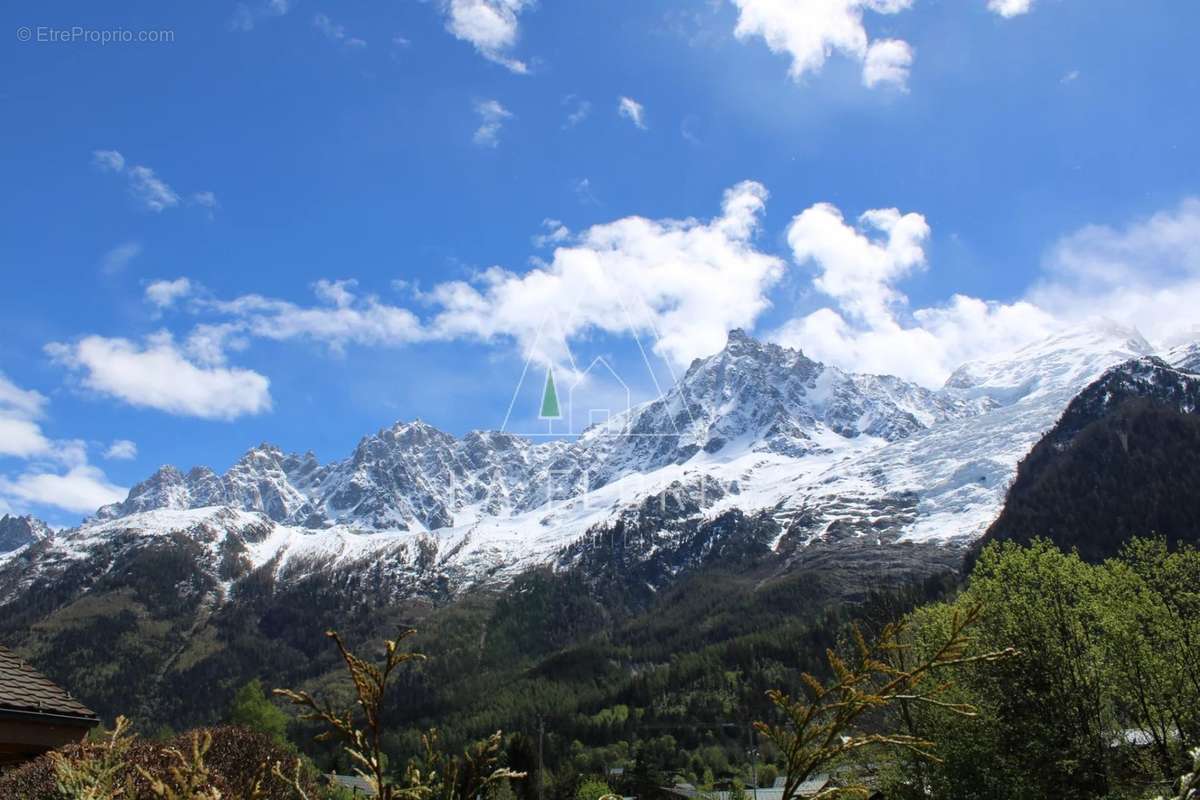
0 723 318 799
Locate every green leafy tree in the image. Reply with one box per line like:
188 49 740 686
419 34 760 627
229 679 290 743
886 539 1200 800
756 604 1013 800
577 777 613 800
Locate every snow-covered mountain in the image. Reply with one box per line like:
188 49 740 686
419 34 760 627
92 328 993 536
2 322 1186 603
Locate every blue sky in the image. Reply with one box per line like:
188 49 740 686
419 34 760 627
2 0 1199 525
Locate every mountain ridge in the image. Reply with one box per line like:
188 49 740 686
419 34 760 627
1 322 1177 602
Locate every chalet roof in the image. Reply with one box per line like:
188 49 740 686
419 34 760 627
0 644 97 721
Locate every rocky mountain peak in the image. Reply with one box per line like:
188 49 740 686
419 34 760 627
0 514 51 553
1046 356 1200 450
1168 341 1200 374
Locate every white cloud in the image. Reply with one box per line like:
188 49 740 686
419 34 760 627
0 373 50 459
775 200 1061 384
0 377 128 516
987 0 1034 17
201 282 425 353
0 464 127 515
152 185 779 372
101 242 142 276
862 38 913 89
47 333 272 420
787 202 930 327
617 97 647 130
104 439 138 460
473 99 514 147
428 181 784 368
774 297 1055 386
145 278 194 309
772 197 1200 386
313 14 367 48
442 0 533 73
533 219 571 248
230 0 291 31
730 0 915 89
1031 198 1200 346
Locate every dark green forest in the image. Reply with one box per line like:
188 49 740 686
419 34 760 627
979 398 1200 562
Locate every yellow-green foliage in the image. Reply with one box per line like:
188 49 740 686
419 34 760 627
276 628 524 800
884 538 1200 800
756 605 1013 800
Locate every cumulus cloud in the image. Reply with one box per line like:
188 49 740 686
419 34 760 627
0 464 127 514
145 278 194 309
125 183 775 377
71 186 1200 414
775 199 1063 384
0 376 128 515
47 333 272 420
1030 198 1200 346
149 186 784 373
427 181 784 368
772 197 1200 386
0 373 50 459
617 97 647 130
862 38 913 89
313 13 367 48
473 99 514 147
442 0 534 73
787 203 930 326
730 0 916 90
987 0 1034 17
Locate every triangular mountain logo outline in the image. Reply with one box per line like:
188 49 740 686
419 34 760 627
539 368 561 420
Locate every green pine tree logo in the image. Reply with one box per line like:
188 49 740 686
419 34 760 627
539 368 561 420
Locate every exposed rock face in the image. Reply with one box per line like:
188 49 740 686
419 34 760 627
0 515 51 553
93 329 991 534
6 323 1184 608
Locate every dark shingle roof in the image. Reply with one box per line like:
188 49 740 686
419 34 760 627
0 644 97 721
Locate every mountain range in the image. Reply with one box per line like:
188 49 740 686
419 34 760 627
0 322 1180 602
3 320 1199 730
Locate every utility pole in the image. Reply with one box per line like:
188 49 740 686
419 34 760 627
538 717 546 800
